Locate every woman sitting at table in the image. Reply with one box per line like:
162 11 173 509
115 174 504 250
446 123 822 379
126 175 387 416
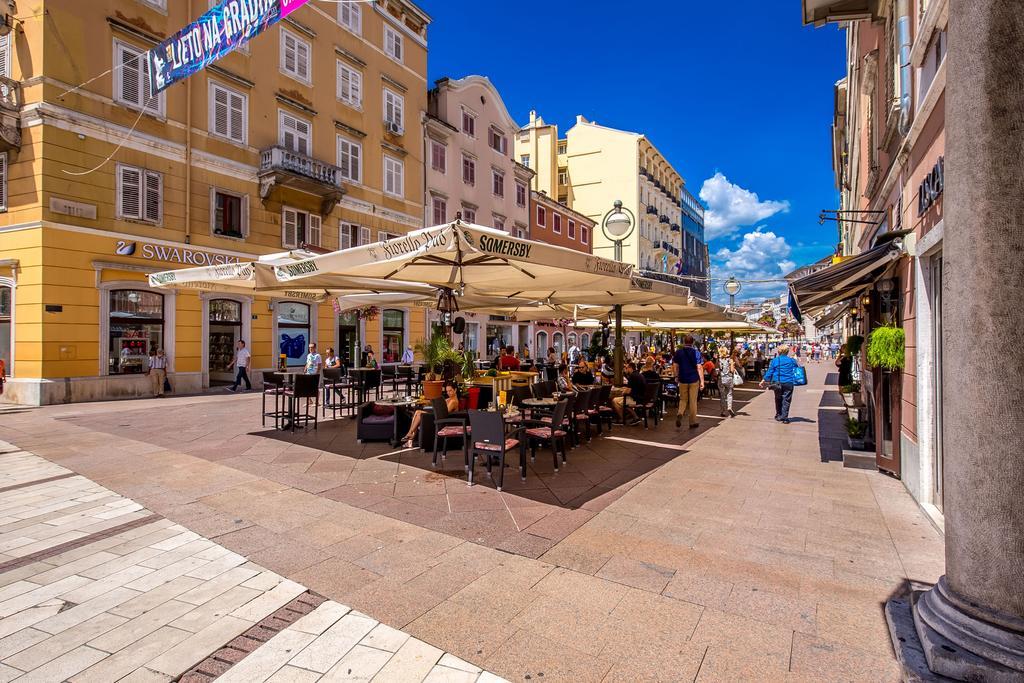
401 381 459 448
364 350 379 369
556 365 575 393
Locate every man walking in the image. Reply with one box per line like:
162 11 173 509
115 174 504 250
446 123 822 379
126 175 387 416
148 348 168 397
226 340 251 392
672 334 704 429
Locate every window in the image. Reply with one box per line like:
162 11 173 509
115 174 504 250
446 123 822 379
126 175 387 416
537 205 546 227
488 127 508 154
378 231 400 242
279 111 311 155
282 208 322 248
492 214 505 231
209 82 247 144
568 219 576 240
0 153 6 211
383 88 404 130
140 0 166 9
462 207 476 223
557 141 567 154
211 189 246 238
520 154 530 168
552 213 561 235
558 167 568 185
382 309 404 362
114 41 164 116
430 139 446 174
337 61 362 108
0 284 11 374
581 224 590 245
0 34 9 79
462 155 476 186
432 196 447 225
515 182 527 208
108 290 164 375
277 302 310 368
383 25 403 63
280 29 311 83
461 108 476 137
491 169 504 198
383 155 404 197
339 1 361 33
117 164 162 223
340 222 362 250
337 136 362 183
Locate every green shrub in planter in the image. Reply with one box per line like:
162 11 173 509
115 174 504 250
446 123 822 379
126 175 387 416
845 416 866 438
839 383 861 394
867 324 906 370
846 334 865 356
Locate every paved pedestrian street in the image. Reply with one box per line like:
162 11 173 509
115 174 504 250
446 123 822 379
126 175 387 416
0 364 946 682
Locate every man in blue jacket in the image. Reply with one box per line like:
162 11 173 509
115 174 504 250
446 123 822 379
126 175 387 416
760 344 799 423
672 335 705 429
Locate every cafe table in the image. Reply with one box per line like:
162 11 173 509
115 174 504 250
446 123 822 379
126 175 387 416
373 396 419 446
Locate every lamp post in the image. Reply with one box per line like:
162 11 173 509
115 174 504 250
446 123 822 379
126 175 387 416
724 276 742 309
601 201 635 384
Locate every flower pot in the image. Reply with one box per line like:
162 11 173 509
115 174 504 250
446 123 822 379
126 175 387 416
423 380 444 400
847 435 867 451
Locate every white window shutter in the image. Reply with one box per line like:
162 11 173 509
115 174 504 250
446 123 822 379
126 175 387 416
307 214 322 246
282 209 297 248
119 166 141 219
340 224 351 250
283 33 297 74
296 41 309 80
359 226 371 246
229 91 244 142
212 85 228 137
119 46 141 107
0 35 10 79
143 171 161 223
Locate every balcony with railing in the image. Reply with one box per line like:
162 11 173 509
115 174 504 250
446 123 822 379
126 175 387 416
0 77 21 152
659 214 670 224
646 205 658 215
258 146 345 215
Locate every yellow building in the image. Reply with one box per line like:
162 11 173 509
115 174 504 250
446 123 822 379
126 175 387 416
0 0 430 405
516 113 685 273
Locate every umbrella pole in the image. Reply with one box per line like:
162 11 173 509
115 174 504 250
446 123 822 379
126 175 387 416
613 304 624 385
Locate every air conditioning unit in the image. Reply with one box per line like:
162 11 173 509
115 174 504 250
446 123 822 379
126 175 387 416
385 121 404 136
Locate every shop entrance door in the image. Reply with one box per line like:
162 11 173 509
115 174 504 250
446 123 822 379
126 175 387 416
208 299 241 385
338 312 358 368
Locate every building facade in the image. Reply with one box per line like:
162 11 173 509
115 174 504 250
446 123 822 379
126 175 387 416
812 0 947 518
679 186 710 299
0 0 431 404
530 191 593 254
516 113 689 275
424 75 532 236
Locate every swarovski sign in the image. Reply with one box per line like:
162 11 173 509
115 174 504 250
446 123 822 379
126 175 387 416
918 156 944 217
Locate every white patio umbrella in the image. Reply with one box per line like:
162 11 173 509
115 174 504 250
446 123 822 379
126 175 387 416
270 221 636 301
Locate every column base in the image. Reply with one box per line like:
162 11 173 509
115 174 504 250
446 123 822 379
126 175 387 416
886 577 1024 682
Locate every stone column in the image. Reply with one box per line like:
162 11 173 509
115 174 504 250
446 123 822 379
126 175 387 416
888 1 1024 679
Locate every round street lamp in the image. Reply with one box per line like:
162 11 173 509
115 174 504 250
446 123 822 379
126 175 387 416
602 200 635 263
724 277 742 308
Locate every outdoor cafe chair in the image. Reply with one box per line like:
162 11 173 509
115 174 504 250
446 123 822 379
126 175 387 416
573 388 596 442
467 410 526 491
524 400 570 471
283 373 319 432
432 397 469 469
634 381 662 429
321 367 349 419
261 370 286 428
594 384 616 433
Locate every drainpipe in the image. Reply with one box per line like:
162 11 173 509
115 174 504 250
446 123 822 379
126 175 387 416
183 0 193 244
896 0 913 136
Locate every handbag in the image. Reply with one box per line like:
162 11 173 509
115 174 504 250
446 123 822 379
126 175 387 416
732 372 744 386
793 366 808 387
163 377 172 393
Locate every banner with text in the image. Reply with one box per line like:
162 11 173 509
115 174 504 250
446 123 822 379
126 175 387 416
147 0 312 94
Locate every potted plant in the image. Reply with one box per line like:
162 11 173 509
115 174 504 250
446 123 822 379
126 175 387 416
846 334 865 357
839 382 862 407
866 324 906 370
415 332 451 399
845 416 868 450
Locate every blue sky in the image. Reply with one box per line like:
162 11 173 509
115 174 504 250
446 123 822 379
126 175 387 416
419 0 846 302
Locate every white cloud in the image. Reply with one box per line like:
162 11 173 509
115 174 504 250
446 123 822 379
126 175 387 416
699 172 790 240
712 228 796 303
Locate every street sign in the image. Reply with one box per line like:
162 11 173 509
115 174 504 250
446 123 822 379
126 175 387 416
147 0 312 94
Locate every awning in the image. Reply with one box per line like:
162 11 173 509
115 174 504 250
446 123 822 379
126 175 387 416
812 301 853 330
789 240 904 315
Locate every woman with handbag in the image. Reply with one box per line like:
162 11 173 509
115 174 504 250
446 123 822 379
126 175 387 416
718 347 742 417
760 345 800 423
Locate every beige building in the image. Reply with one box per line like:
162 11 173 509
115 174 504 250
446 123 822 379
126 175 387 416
424 76 533 237
0 0 431 404
517 113 685 273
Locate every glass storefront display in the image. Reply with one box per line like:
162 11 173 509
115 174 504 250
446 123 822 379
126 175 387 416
338 312 358 367
109 290 163 375
0 286 10 373
277 302 310 367
382 309 404 363
208 299 242 381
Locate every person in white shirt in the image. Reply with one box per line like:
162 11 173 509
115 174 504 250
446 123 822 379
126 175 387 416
401 345 415 365
227 340 251 392
148 348 168 397
305 343 323 375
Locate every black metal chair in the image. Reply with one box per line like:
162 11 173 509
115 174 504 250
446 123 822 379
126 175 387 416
381 365 397 395
466 410 525 491
634 381 662 429
262 371 286 428
322 367 349 419
282 374 319 432
594 384 616 432
573 388 596 442
432 397 469 469
524 400 569 472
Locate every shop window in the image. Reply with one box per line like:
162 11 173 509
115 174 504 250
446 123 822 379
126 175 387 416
277 302 310 368
211 189 246 238
553 332 564 355
581 334 590 350
208 299 242 376
109 290 163 375
382 309 404 363
536 331 548 354
0 285 10 374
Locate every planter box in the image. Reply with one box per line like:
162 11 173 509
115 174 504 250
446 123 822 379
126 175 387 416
846 435 867 450
840 392 864 408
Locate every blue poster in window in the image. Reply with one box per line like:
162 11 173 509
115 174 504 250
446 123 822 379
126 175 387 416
280 333 306 360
